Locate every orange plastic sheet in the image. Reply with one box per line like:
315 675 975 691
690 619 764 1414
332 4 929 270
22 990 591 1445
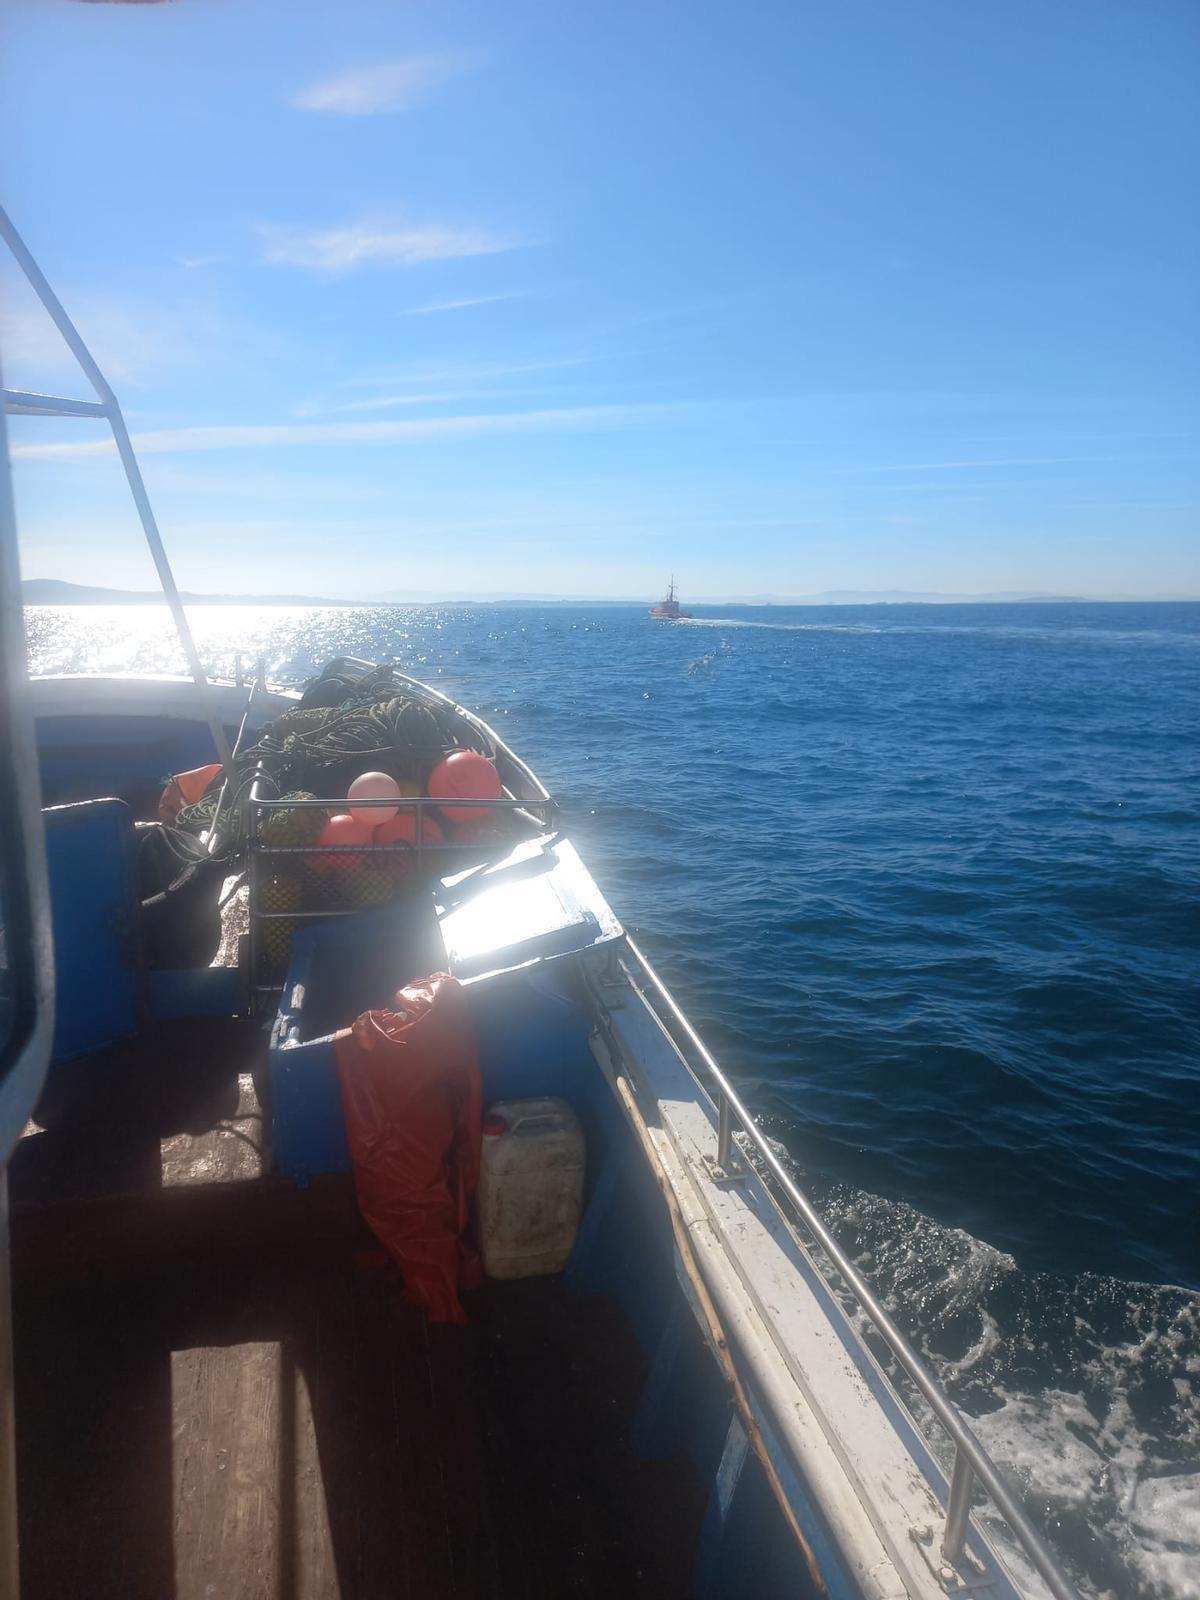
158 762 222 823
335 974 483 1324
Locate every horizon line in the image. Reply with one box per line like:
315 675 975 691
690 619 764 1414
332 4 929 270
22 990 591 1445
19 578 1200 607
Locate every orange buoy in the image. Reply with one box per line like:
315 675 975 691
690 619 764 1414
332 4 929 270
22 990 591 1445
427 751 501 825
374 811 445 847
312 812 374 873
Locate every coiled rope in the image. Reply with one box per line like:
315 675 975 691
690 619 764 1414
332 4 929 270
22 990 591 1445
169 662 495 858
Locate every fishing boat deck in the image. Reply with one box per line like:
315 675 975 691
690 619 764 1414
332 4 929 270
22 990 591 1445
9 1019 706 1600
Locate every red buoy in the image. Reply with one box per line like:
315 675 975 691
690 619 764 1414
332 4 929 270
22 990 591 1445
312 812 374 872
374 810 445 847
427 751 501 825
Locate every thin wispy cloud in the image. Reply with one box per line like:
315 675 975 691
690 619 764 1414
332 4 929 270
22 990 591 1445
0 281 275 388
954 432 1194 445
295 392 475 419
401 292 527 316
336 352 621 390
292 352 623 419
10 402 689 461
834 455 1149 475
295 387 558 419
257 217 521 273
290 53 476 116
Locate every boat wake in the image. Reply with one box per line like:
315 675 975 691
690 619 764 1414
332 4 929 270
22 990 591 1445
682 616 885 633
816 1180 1200 1600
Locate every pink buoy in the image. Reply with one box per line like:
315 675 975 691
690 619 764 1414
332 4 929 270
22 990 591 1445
348 770 402 824
427 751 501 824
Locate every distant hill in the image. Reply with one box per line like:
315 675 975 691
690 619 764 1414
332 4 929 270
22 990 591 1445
21 579 367 607
373 587 1095 605
24 579 1160 608
755 589 1091 605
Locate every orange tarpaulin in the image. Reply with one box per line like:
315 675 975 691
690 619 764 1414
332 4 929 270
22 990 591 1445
158 762 222 823
335 974 483 1324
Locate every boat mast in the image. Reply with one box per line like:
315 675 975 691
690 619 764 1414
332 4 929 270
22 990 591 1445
0 206 233 769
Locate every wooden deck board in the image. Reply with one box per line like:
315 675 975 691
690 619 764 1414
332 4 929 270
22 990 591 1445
14 1014 268 1205
10 1019 706 1597
14 1253 704 1600
172 1341 286 1600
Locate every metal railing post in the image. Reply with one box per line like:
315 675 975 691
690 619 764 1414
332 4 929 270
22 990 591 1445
942 1446 974 1563
717 1091 735 1169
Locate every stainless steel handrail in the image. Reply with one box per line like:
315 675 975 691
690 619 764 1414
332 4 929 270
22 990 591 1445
622 935 1078 1600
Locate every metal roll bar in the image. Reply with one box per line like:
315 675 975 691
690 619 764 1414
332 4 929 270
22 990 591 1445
0 205 233 769
622 935 1078 1600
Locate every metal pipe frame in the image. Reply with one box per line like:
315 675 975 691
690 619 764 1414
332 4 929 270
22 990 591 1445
245 790 556 999
0 205 233 769
622 935 1078 1600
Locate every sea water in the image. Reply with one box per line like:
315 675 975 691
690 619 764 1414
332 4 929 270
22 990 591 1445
24 599 1200 1598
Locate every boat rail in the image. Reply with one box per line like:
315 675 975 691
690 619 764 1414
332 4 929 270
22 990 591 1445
621 935 1078 1600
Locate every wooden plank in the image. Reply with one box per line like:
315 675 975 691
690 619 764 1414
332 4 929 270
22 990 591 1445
289 1342 341 1599
10 1173 361 1271
12 1014 268 1211
15 1249 707 1600
171 1340 338 1600
172 1342 283 1600
14 1271 177 1599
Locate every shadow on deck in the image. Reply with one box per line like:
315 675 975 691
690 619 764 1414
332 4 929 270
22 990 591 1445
10 1019 705 1599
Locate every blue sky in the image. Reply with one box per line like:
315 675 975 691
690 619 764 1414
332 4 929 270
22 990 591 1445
2 0 1197 599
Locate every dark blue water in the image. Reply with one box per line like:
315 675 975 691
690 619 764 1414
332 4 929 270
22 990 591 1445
26 599 1200 1596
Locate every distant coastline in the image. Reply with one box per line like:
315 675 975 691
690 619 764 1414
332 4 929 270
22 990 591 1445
21 579 1189 608
20 579 370 608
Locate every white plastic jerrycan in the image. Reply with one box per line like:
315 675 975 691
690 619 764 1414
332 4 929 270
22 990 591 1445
478 1097 585 1280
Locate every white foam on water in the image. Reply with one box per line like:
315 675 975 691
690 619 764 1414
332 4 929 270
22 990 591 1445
973 1389 1105 1505
681 615 884 633
941 1305 1003 1378
973 1387 1200 1600
795 1176 1200 1599
1125 1475 1200 1600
